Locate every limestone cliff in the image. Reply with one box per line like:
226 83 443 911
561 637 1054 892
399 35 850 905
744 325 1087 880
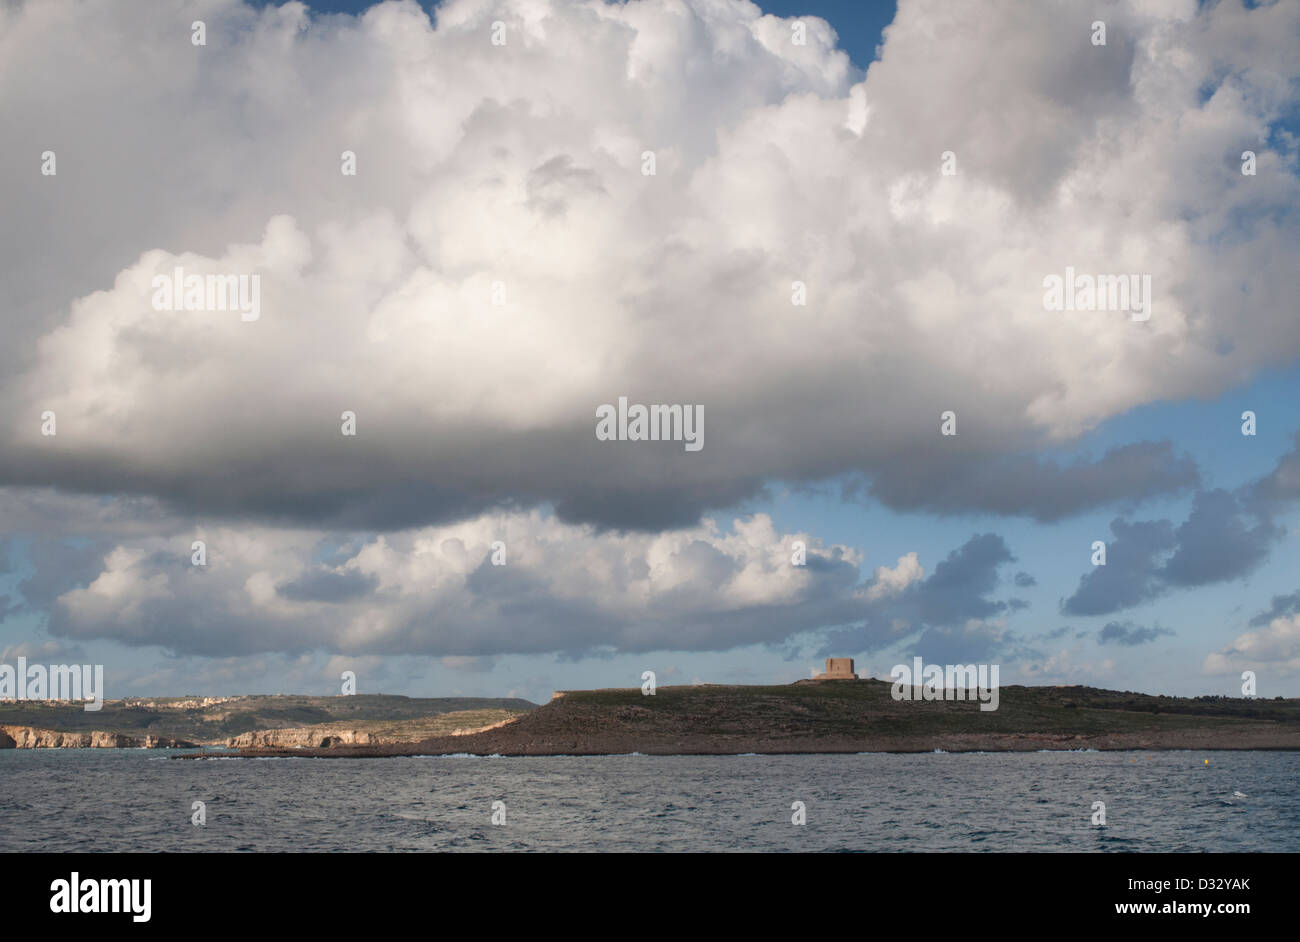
1 694 537 746
0 725 195 748
227 728 378 748
225 713 520 748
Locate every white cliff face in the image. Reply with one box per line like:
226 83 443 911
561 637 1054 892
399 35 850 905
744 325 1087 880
226 728 378 748
2 727 93 747
224 714 521 748
0 725 194 748
0 708 525 750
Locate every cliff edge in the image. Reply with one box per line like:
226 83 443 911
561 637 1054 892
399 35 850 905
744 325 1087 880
0 725 195 748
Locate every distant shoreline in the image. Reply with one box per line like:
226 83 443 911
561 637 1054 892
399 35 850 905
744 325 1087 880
6 680 1298 759
0 694 535 751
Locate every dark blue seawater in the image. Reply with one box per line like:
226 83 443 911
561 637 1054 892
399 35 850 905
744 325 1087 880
1 750 1296 852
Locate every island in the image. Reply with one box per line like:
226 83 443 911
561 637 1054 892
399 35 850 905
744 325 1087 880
6 676 1298 758
177 677 1300 758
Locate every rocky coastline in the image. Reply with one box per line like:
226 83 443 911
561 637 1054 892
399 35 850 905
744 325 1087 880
0 725 195 749
0 694 533 750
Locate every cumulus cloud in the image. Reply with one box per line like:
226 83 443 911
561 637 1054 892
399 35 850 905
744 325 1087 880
912 619 1014 664
44 511 877 657
1061 488 1279 616
1250 431 1300 509
1016 646 1118 685
864 551 924 600
439 655 498 673
861 442 1199 522
1248 590 1300 627
1163 488 1279 586
1204 614 1300 677
19 495 1032 663
820 532 1027 657
1096 620 1173 646
0 639 88 664
0 0 1294 534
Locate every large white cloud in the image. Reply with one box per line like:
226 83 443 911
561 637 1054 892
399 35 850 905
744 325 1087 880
0 0 1294 532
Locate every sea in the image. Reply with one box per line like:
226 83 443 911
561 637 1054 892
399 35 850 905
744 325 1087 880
1 749 1296 852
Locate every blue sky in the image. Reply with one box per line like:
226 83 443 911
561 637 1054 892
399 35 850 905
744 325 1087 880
2 0 1298 704
255 0 901 65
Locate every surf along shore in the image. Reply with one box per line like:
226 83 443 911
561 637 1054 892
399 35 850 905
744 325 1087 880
175 679 1300 759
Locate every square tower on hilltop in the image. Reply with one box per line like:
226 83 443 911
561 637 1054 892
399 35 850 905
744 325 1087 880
818 658 857 679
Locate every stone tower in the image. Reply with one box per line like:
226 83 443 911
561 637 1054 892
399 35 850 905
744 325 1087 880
818 657 857 679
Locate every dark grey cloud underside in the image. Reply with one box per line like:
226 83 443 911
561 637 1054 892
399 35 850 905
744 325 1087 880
1 432 1202 534
1062 488 1282 617
1098 620 1174 646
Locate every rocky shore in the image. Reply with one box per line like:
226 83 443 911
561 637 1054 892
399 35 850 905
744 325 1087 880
224 712 520 748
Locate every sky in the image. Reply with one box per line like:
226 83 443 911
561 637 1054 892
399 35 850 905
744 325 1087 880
1 0 1298 705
